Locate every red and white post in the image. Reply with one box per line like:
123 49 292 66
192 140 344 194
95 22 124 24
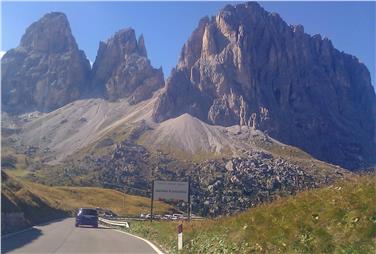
177 223 183 250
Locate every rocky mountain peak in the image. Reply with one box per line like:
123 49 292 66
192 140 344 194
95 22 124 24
91 28 163 103
177 16 209 70
153 2 376 169
137 34 147 57
1 12 91 114
20 12 76 53
102 28 147 58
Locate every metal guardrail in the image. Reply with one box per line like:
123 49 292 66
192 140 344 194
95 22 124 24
99 216 205 225
99 217 129 228
106 217 146 221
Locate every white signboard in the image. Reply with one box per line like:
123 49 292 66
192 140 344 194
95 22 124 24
153 180 189 202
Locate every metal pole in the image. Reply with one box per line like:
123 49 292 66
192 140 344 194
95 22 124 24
123 189 126 209
188 176 191 222
150 180 154 222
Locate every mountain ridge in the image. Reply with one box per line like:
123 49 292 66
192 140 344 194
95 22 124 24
2 2 375 180
152 2 376 169
1 11 164 114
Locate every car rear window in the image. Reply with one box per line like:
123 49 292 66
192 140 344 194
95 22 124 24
81 209 98 216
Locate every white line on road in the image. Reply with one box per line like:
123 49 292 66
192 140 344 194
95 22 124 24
114 229 165 254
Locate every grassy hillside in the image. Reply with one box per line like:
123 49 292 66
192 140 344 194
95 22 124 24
127 175 376 253
1 171 174 234
25 183 173 216
2 171 69 234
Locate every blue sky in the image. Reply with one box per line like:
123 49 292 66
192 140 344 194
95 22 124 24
1 1 375 86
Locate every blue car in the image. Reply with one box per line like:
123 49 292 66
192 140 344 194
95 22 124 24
75 208 98 228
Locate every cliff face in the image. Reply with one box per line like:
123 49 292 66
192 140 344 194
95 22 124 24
2 5 375 170
1 14 164 112
90 28 164 104
1 12 91 114
152 2 376 169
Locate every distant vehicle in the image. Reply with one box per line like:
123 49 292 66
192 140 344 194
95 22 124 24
144 214 160 220
173 213 184 219
103 211 116 219
75 208 98 228
154 215 162 220
163 214 172 220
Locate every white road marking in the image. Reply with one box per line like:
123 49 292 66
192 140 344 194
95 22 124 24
114 229 165 254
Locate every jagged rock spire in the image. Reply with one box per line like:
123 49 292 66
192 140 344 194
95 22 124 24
1 12 91 113
91 28 163 103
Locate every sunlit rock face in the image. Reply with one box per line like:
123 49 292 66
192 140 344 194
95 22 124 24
90 28 164 104
153 2 376 169
1 12 91 113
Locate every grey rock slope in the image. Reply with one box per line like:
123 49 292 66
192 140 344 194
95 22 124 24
1 12 91 114
153 2 376 169
90 28 164 104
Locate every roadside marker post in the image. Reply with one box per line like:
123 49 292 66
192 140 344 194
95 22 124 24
177 223 183 251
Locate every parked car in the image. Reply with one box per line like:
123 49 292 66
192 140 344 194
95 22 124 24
144 214 160 220
172 213 184 220
163 214 172 220
154 215 162 220
75 208 98 228
103 211 117 219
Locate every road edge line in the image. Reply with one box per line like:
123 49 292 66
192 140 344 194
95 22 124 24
113 229 165 254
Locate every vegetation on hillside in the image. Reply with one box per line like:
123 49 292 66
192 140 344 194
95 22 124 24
2 171 68 234
3 112 352 219
1 171 174 234
127 175 376 253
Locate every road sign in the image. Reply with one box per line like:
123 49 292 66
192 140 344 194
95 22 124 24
153 180 189 202
150 179 191 223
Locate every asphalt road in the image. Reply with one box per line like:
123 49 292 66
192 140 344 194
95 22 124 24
1 218 159 254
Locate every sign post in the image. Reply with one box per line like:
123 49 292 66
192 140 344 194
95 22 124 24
187 177 191 221
150 180 154 222
177 223 183 251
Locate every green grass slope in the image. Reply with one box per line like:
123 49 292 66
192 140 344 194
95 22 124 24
1 171 174 234
127 175 376 253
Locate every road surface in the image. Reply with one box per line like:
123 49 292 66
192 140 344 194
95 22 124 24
2 218 159 253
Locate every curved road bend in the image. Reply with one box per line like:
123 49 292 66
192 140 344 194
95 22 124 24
2 218 158 254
